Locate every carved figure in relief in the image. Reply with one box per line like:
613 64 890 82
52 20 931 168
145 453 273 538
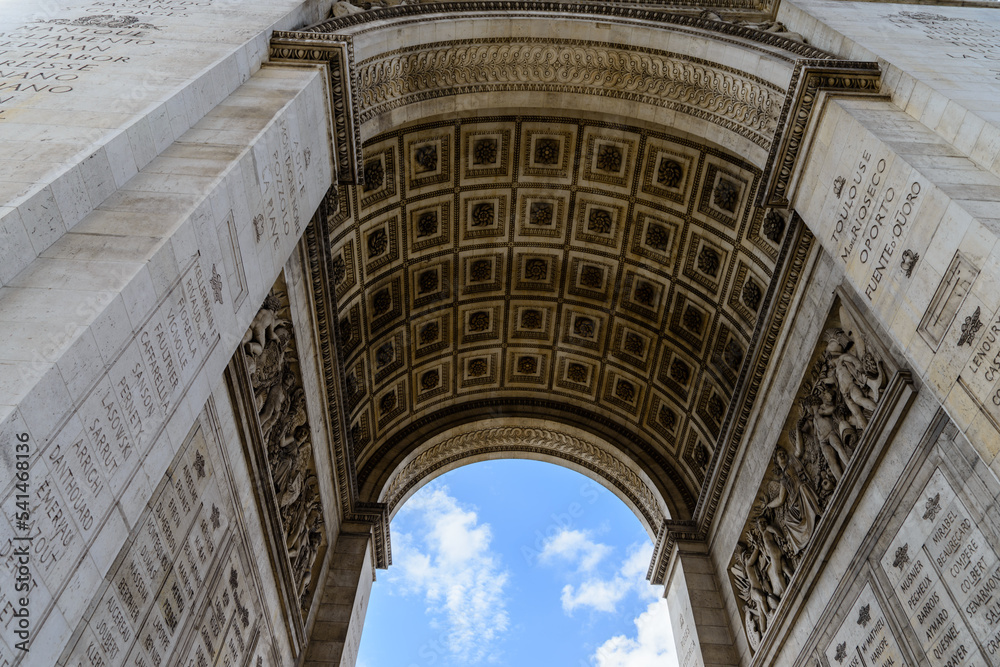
823 335 881 431
765 446 823 555
755 517 794 597
697 10 805 43
287 487 322 570
331 0 409 17
829 307 884 423
294 512 323 603
258 367 297 437
732 303 890 653
273 425 312 511
242 286 325 615
243 293 290 360
730 541 776 651
734 20 804 43
794 390 852 481
332 0 365 16
283 485 323 606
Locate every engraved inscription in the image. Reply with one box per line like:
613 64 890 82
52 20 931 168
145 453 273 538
883 469 997 666
60 421 265 667
825 584 906 667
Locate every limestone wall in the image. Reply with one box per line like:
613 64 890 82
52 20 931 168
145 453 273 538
0 0 332 284
707 237 983 665
788 95 1000 494
702 5 1000 663
781 0 1000 181
710 80 1000 664
0 1 341 662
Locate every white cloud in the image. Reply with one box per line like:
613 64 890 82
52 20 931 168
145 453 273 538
620 543 660 601
539 529 612 571
557 540 660 614
593 599 679 667
389 486 509 663
561 578 630 613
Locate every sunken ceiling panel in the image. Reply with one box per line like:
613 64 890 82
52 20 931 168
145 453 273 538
326 114 783 500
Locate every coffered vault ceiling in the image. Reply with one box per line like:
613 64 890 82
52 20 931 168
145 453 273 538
326 114 790 514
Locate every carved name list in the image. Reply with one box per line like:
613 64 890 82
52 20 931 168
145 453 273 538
0 254 218 662
59 421 273 667
827 148 924 302
883 469 1000 666
826 583 907 667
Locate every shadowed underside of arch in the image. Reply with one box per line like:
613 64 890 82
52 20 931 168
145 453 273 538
326 108 795 524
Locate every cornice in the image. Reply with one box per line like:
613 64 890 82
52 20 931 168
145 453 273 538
301 3 833 62
270 36 364 185
759 60 884 208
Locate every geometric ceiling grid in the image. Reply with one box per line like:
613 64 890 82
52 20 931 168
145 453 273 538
326 115 786 504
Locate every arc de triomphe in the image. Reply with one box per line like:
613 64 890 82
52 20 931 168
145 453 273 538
1 0 1000 665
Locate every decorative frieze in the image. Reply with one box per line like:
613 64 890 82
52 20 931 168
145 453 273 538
355 40 783 149
227 273 327 649
730 299 894 652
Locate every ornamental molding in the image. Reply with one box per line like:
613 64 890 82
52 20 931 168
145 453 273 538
646 216 813 584
696 216 812 527
759 60 884 208
358 397 699 517
383 426 667 535
273 4 841 177
304 197 392 569
304 2 833 62
355 39 784 150
270 35 364 185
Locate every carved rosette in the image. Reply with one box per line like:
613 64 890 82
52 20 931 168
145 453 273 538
383 426 666 534
236 274 327 621
729 299 893 652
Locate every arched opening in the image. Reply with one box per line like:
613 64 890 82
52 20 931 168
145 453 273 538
376 416 672 553
305 415 737 667
358 459 677 666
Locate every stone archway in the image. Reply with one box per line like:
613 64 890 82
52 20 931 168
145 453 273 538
275 5 880 666
379 420 668 538
304 417 739 667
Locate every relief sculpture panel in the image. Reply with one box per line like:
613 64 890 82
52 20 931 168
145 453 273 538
730 298 893 652
228 273 328 651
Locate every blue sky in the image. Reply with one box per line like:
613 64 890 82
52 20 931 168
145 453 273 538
356 460 679 667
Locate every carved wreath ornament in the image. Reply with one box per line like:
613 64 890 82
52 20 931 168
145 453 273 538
358 42 781 146
383 427 666 532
